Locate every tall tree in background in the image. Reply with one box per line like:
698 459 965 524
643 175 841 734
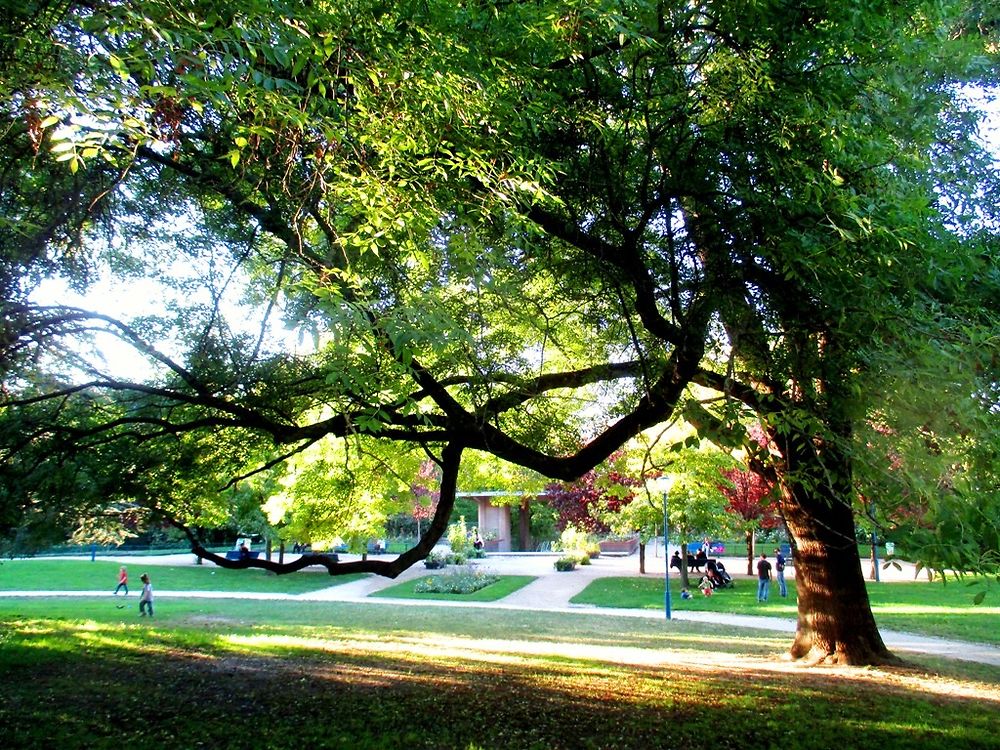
719 467 778 575
546 454 638 535
1 1 997 664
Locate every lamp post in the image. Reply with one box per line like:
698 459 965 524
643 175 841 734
649 477 673 621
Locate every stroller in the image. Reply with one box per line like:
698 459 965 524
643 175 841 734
699 559 735 590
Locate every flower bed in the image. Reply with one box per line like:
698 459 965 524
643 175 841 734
414 569 500 594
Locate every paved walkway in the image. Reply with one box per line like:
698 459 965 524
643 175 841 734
6 551 1000 667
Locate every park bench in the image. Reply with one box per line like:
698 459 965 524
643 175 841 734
225 550 261 560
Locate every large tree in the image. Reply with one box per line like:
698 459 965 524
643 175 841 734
1 1 997 665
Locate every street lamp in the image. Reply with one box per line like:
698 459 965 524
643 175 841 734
648 476 674 621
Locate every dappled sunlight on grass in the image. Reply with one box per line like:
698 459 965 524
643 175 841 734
3 615 999 749
215 628 1000 706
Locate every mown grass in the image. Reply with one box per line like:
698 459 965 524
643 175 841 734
0 558 365 594
371 574 536 601
0 599 997 750
572 575 1000 644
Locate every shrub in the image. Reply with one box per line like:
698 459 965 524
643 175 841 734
554 557 577 571
446 552 467 565
555 527 599 561
414 568 500 594
448 516 472 555
423 552 447 569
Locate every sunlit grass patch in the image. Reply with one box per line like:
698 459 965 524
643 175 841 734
0 558 364 594
1 615 997 750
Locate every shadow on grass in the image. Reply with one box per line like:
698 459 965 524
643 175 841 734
1 616 997 750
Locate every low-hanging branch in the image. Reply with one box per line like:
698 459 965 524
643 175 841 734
171 441 466 577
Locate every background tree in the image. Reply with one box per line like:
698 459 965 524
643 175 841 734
656 446 735 588
546 454 638 535
719 467 779 575
409 460 440 541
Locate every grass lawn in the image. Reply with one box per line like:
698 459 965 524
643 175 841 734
0 558 366 594
0 598 997 750
370 574 536 601
571 576 1000 644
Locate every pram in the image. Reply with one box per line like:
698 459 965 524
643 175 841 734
700 559 735 590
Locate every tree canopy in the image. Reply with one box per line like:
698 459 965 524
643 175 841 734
1 0 998 664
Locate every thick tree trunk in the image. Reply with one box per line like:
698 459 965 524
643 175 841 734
777 438 898 666
745 528 754 576
638 541 646 574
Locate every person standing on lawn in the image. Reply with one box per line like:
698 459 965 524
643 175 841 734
774 548 788 597
138 573 154 617
113 566 128 596
756 553 772 603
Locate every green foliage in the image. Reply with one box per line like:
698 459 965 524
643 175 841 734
657 446 739 544
553 526 600 562
554 557 577 572
447 515 471 555
422 551 447 569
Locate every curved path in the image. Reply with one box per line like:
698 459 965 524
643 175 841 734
5 551 999 668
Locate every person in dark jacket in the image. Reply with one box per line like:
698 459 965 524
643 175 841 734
774 548 787 597
756 553 772 602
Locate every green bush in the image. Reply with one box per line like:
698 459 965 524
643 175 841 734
423 552 447 569
414 568 500 594
554 557 577 571
446 552 468 565
448 516 472 555
555 527 599 561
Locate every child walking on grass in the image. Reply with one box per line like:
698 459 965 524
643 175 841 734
113 566 128 596
138 573 153 617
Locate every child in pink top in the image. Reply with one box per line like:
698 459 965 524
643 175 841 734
113 566 128 596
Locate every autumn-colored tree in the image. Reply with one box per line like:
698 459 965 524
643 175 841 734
547 455 639 534
410 461 440 539
720 467 779 575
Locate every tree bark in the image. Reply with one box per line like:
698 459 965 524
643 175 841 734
745 528 754 576
777 437 898 666
638 541 646 575
519 497 531 551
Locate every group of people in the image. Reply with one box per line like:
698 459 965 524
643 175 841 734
112 566 155 617
670 548 709 572
755 548 788 602
677 546 790 601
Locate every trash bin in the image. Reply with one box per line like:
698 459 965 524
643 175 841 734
885 541 895 556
